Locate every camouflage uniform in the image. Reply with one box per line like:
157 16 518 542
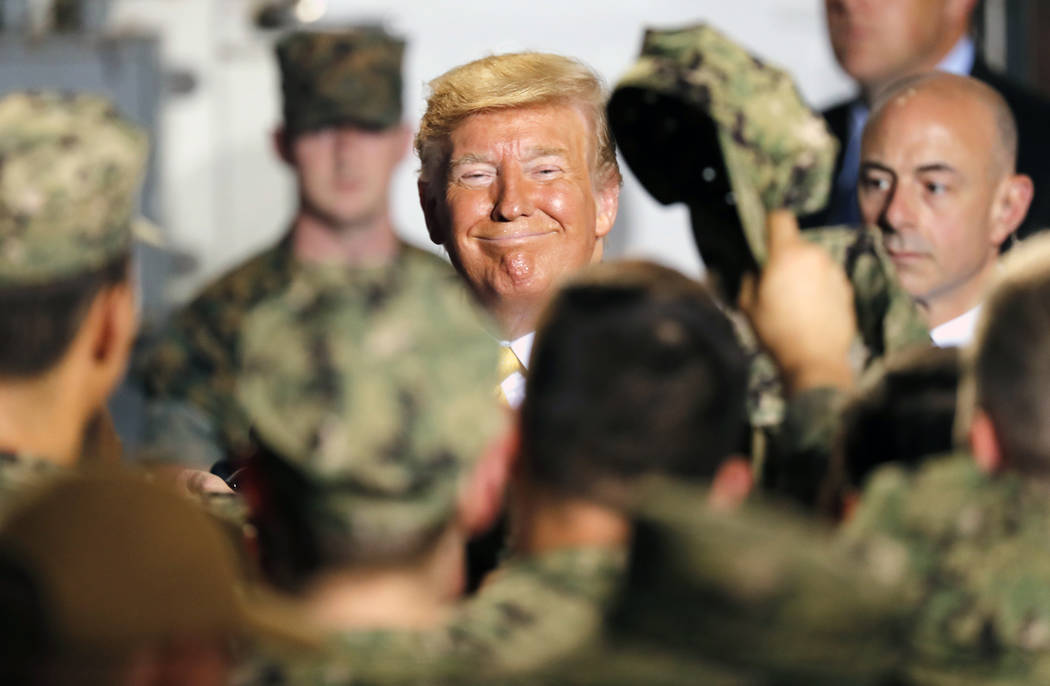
0 91 147 505
843 453 1050 683
234 258 508 684
137 27 453 467
607 24 930 499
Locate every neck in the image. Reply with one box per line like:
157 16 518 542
862 29 969 103
511 484 631 556
299 527 465 631
486 298 542 342
0 369 88 465
921 259 996 330
292 208 400 267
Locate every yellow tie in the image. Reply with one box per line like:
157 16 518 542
497 345 525 406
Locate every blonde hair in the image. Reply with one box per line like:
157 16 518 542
415 52 620 190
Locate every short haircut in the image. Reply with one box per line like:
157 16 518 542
520 260 749 502
867 71 1019 173
838 346 960 488
415 52 621 190
971 233 1050 473
0 255 130 378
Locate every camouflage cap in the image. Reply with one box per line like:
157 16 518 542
0 91 148 287
236 261 503 553
608 24 837 266
276 27 404 135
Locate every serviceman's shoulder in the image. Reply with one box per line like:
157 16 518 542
0 452 64 515
441 546 627 672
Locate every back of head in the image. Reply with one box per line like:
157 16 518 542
838 345 961 488
235 265 502 589
415 51 619 190
520 260 749 503
0 91 146 378
971 233 1050 474
276 26 404 136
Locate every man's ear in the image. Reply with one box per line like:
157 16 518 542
458 421 519 536
272 126 294 167
990 173 1034 246
969 408 1004 474
593 177 620 240
419 180 449 247
708 456 753 511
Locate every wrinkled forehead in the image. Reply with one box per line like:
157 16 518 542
449 102 597 166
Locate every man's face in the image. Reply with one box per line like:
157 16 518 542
825 0 954 88
290 123 409 229
858 92 1007 306
426 104 618 336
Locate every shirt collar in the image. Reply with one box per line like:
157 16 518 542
930 305 982 348
502 332 536 370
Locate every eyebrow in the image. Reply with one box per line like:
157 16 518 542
449 146 570 170
859 161 893 175
914 162 959 175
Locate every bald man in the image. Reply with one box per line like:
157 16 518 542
858 73 1032 346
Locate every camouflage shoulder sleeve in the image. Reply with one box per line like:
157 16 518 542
617 483 915 684
441 546 628 673
762 386 845 505
135 238 294 460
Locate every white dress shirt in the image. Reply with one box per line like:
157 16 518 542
498 332 535 409
930 305 981 348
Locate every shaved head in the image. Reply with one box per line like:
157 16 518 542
858 71 1034 329
867 72 1018 176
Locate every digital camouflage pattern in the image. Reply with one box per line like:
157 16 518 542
277 27 404 135
136 237 454 467
254 546 626 685
843 453 1050 683
610 23 837 266
596 480 915 685
0 91 147 286
607 26 930 488
235 255 501 548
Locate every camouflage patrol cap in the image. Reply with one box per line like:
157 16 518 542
276 27 404 135
0 91 148 287
237 261 503 556
608 24 837 266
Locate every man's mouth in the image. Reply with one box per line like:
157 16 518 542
475 230 557 243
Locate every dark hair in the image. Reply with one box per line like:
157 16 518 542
0 256 130 378
838 346 960 488
520 261 749 501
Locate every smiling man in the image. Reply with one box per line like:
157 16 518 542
416 53 621 407
858 72 1032 346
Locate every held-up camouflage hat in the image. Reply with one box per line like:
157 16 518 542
608 23 837 266
0 91 148 287
276 26 404 135
236 261 503 554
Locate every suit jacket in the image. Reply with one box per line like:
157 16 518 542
803 58 1050 241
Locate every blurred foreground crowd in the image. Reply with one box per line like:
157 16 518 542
5 1 1050 684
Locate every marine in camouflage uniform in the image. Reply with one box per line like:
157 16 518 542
233 259 506 685
843 454 1050 684
137 26 452 468
0 91 147 505
607 24 931 504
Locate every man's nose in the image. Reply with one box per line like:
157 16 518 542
492 168 535 221
881 182 917 235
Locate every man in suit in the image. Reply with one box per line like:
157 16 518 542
806 0 1050 240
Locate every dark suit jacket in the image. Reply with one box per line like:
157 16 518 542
802 59 1050 241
